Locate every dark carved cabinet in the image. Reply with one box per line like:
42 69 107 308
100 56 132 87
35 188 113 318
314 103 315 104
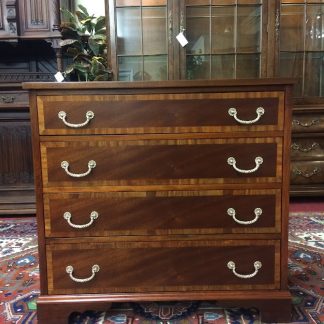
17 0 61 38
0 83 35 214
1 0 61 40
0 0 18 38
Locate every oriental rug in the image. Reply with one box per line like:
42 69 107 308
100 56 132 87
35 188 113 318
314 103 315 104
0 211 323 324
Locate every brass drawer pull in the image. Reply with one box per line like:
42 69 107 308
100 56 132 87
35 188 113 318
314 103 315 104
58 110 95 128
227 207 262 225
293 167 320 178
66 264 100 283
227 156 263 174
227 261 262 279
291 142 320 153
292 119 320 128
61 160 96 178
63 211 99 229
228 107 264 124
1 95 15 103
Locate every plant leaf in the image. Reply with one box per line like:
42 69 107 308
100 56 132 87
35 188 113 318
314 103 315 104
95 16 106 33
59 39 79 47
88 37 100 55
78 4 89 17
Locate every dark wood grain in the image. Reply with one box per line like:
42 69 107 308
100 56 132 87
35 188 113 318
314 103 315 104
42 139 280 187
0 84 35 214
44 190 280 237
38 94 281 135
46 240 279 294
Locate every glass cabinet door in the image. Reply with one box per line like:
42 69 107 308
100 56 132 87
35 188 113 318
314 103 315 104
108 0 171 81
182 0 265 80
279 0 324 98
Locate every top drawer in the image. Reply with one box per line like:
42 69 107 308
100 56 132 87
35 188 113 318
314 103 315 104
37 92 284 135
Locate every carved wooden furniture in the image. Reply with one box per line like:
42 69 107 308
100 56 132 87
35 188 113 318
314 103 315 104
279 1 324 196
0 82 35 214
290 105 324 196
24 79 293 323
1 0 60 42
0 0 18 38
0 0 73 72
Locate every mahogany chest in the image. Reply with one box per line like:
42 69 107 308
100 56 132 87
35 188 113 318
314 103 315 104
23 79 293 323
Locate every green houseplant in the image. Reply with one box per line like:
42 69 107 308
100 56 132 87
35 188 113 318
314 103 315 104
60 5 112 81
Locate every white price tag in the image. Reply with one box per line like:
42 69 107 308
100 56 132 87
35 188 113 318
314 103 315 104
54 71 65 82
176 32 188 47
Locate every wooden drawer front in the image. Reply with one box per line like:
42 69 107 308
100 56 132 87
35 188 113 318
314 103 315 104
41 138 282 188
291 138 324 160
46 240 280 294
292 114 324 133
37 92 284 135
0 90 29 107
291 161 324 184
44 189 281 237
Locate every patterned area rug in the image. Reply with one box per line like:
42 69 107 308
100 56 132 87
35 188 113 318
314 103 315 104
0 217 39 324
0 212 323 324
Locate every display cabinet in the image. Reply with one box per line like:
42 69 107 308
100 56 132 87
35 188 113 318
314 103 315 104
181 0 269 80
107 0 276 81
106 0 324 196
107 0 172 81
278 0 324 195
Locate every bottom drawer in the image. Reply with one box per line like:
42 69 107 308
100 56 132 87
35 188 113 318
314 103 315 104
46 240 280 294
291 161 324 184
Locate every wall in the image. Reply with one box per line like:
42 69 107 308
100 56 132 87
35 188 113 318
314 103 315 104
74 0 105 16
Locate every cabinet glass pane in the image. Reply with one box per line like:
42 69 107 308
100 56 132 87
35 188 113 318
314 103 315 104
280 5 304 51
237 0 262 3
211 54 235 79
116 0 167 6
306 5 324 51
211 6 235 53
185 2 262 80
305 52 324 97
118 56 143 81
116 0 141 6
116 7 142 55
186 55 210 79
279 2 324 97
237 6 261 52
143 55 168 80
186 0 212 5
279 52 303 96
115 2 169 81
143 8 167 55
237 54 260 78
186 7 210 54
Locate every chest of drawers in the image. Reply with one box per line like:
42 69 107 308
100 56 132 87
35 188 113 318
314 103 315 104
290 106 324 196
23 79 293 323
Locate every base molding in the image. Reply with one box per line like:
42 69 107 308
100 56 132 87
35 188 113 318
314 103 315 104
37 290 292 323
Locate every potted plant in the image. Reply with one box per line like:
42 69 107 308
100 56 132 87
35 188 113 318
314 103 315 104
60 5 112 81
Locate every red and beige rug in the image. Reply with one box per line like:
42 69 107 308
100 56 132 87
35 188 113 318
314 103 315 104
0 209 323 324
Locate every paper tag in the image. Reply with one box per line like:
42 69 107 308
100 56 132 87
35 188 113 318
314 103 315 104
176 32 188 47
54 71 65 82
